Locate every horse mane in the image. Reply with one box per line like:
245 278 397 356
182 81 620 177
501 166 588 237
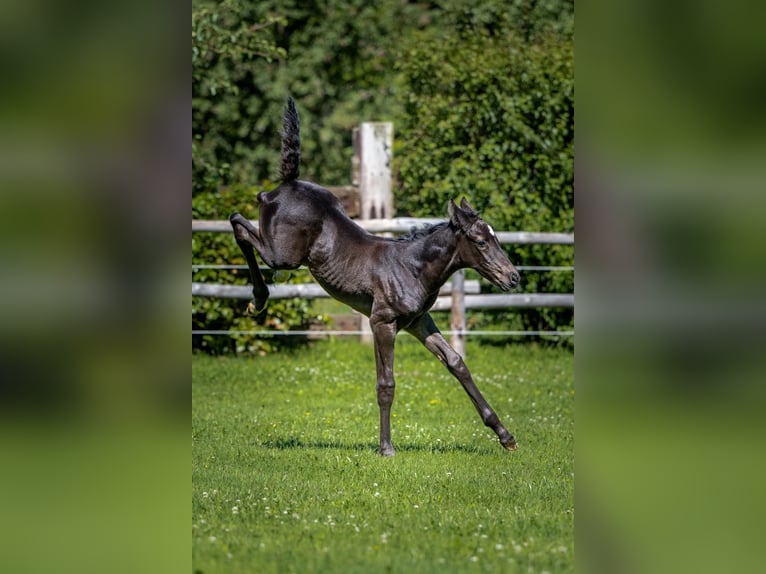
395 221 450 242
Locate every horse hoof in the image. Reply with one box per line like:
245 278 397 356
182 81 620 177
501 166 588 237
501 437 518 451
246 299 267 315
378 447 396 457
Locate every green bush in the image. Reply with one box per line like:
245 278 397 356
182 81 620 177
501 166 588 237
192 2 330 355
192 0 287 195
192 185 328 355
393 11 574 339
191 0 575 351
192 0 429 194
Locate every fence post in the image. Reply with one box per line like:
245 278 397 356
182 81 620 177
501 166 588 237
357 122 393 343
450 270 466 358
358 122 393 220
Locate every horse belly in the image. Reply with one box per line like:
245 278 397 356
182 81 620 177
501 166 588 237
310 267 374 317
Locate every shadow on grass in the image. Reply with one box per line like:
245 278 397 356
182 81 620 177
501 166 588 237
258 436 498 455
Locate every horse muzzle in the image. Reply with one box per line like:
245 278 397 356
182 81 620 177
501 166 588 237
482 267 520 291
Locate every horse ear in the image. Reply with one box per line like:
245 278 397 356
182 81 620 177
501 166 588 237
448 199 458 223
460 198 479 217
448 199 472 231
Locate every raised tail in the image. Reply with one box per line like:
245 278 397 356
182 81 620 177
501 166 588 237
279 97 301 182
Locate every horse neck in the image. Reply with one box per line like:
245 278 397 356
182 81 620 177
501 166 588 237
416 224 464 290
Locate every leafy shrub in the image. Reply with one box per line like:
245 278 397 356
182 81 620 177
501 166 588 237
192 185 327 355
393 10 574 339
192 0 429 193
191 0 575 351
192 0 287 195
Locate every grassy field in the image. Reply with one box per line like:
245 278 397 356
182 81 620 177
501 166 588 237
192 338 573 573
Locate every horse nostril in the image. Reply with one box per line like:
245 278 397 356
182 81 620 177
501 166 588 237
510 272 520 287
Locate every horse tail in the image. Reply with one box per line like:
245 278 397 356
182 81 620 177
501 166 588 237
279 96 301 182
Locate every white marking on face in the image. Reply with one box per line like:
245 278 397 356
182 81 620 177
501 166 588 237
487 224 496 237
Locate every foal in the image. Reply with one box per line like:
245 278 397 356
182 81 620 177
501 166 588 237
230 97 521 456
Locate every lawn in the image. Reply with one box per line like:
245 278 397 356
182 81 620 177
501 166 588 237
192 338 574 573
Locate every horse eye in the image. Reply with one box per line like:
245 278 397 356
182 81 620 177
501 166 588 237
477 240 487 248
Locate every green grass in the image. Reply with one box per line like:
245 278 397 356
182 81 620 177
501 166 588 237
193 338 574 573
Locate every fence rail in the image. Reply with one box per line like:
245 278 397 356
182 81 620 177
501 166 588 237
430 293 574 311
191 329 575 337
192 218 574 341
192 282 571 309
191 218 574 245
192 280 481 300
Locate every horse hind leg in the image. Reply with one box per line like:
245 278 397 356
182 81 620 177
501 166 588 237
230 213 270 313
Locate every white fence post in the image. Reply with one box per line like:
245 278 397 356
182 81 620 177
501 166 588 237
357 122 393 343
358 122 393 220
450 270 466 358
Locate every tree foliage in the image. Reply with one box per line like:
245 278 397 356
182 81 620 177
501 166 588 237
192 0 285 194
192 185 326 355
394 2 574 337
192 0 428 194
192 0 574 352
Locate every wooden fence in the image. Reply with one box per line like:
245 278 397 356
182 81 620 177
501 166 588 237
192 218 574 351
193 121 572 350
192 218 573 245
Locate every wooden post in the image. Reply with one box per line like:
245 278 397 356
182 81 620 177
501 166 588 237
450 270 466 358
358 122 393 220
356 122 393 343
351 126 361 188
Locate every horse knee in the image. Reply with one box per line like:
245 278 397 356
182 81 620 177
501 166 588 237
376 380 395 408
232 218 256 245
233 224 250 243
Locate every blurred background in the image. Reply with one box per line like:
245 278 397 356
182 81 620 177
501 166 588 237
2 0 765 572
577 0 766 572
0 0 188 572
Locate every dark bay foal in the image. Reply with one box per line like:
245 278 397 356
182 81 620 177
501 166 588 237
230 97 521 456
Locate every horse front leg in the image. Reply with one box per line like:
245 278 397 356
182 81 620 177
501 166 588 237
407 314 517 451
371 317 398 456
229 213 270 313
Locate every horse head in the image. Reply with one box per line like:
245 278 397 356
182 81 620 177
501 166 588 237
449 198 520 291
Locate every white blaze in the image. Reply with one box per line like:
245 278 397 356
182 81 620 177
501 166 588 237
487 224 496 237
